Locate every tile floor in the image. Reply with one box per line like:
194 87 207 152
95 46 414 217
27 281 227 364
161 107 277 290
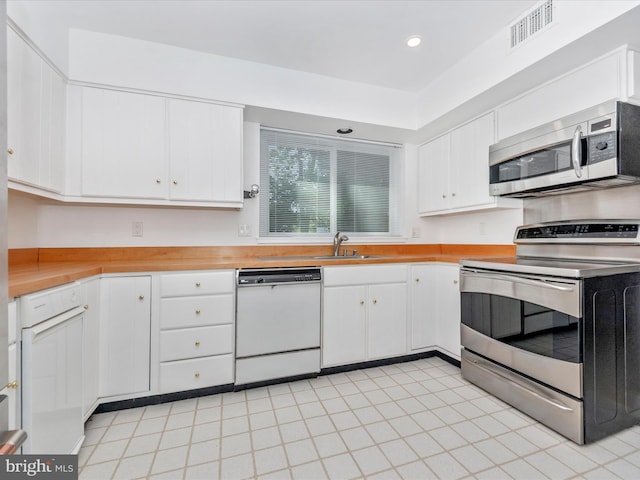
79 356 640 479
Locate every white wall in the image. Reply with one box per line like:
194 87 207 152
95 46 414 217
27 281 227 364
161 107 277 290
7 0 69 74
416 1 640 133
68 29 417 132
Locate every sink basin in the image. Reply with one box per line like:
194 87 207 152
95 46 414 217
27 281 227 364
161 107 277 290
312 255 381 260
258 255 385 261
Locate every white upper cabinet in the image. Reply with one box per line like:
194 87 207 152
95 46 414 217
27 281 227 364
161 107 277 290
418 112 520 216
7 27 65 194
81 87 167 199
79 87 243 206
167 99 243 204
497 51 624 141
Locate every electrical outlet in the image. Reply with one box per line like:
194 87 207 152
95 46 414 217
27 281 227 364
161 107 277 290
132 221 143 237
238 224 251 237
411 226 421 238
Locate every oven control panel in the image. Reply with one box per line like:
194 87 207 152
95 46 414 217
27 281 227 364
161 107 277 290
515 221 640 243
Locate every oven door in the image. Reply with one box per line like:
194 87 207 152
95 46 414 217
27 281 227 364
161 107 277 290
460 268 583 398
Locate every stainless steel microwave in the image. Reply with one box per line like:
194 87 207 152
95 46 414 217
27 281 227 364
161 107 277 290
489 100 640 197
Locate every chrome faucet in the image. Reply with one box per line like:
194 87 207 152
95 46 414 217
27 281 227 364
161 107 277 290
333 232 349 256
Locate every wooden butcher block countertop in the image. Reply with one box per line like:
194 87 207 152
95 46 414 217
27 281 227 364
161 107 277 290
8 244 515 298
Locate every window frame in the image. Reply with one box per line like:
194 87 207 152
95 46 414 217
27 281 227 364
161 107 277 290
259 128 404 241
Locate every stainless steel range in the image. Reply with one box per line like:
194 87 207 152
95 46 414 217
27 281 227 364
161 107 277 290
460 219 640 444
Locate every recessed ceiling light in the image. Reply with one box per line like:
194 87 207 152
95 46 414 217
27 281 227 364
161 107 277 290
337 128 353 135
406 35 422 48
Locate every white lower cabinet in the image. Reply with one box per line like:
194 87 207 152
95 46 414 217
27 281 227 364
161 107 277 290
322 265 408 368
157 271 234 394
6 301 19 430
99 276 151 398
81 277 101 420
410 265 439 351
410 263 461 359
438 264 462 358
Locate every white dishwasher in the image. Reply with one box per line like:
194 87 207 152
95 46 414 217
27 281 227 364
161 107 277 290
20 283 85 454
235 267 321 387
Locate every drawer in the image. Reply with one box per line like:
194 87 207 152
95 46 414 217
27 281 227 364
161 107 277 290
160 325 233 362
160 271 234 297
160 295 233 329
159 354 233 394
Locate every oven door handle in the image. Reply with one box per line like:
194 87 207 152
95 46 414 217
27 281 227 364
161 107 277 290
467 354 575 412
461 270 576 292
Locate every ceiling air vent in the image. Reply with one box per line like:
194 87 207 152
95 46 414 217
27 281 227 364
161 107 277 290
510 0 554 48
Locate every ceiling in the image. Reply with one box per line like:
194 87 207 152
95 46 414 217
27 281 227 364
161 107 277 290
26 0 539 92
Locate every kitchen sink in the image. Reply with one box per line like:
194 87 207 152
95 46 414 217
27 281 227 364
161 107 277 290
258 255 385 261
311 255 381 260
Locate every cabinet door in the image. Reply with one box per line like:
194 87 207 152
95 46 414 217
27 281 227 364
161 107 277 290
418 134 450 214
7 28 42 186
82 278 100 419
449 112 494 209
410 265 439 350
168 99 243 203
100 276 151 398
322 286 367 367
39 66 66 193
436 265 462 359
368 283 407 359
82 88 166 199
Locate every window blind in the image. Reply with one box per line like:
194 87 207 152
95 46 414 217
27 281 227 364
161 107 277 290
260 128 401 237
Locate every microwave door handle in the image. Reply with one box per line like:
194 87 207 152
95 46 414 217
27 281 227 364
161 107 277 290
571 125 583 178
461 270 576 292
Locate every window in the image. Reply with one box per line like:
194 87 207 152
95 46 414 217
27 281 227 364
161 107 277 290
259 129 402 238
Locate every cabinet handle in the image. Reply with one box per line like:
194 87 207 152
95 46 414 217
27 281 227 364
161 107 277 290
452 192 456 197
415 278 420 283
138 295 145 300
360 300 365 305
195 309 201 315
173 180 178 185
195 282 201 287
373 299 377 305
195 341 201 347
84 304 89 310
453 280 459 285
194 372 200 379
156 179 161 184
5 380 18 389
442 194 447 199
7 148 13 155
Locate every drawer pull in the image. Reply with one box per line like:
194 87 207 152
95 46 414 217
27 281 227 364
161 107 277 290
5 380 18 390
195 282 201 287
195 341 201 347
194 372 200 379
138 295 145 301
195 309 201 315
360 300 364 305
373 299 377 305
7 148 14 155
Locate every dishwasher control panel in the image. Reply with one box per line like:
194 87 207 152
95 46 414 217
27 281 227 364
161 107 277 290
237 267 322 285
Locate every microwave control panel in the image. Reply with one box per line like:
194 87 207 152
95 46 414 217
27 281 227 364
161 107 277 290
588 132 617 164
